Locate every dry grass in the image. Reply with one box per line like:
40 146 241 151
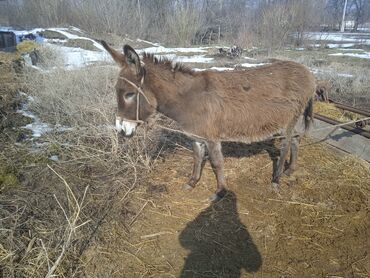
318 68 370 109
0 58 164 276
16 41 38 53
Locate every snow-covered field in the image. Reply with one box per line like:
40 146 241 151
7 27 370 70
5 27 269 70
305 31 370 59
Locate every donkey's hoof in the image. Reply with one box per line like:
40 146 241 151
271 182 280 193
283 168 294 176
209 194 222 202
183 184 194 191
208 189 227 202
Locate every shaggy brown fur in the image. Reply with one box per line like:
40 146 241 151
101 41 316 200
142 58 315 142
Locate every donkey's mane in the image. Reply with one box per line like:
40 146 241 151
141 52 195 75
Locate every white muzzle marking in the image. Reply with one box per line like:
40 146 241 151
116 117 137 136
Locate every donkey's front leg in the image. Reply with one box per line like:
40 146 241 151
207 141 227 201
184 141 206 189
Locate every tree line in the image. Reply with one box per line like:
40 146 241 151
1 0 369 49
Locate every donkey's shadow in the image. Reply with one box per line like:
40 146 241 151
154 130 280 179
179 190 262 277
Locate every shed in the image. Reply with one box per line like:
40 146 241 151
0 31 16 52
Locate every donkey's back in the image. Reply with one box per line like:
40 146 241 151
186 60 316 142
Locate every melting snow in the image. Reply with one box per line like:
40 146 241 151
46 44 110 69
47 28 105 51
336 48 365 51
329 52 370 59
49 155 59 161
208 67 234 71
17 92 71 138
174 55 213 63
193 67 234 72
141 46 208 53
193 64 266 72
136 39 160 46
154 53 213 63
307 32 370 46
311 68 353 78
240 62 266 67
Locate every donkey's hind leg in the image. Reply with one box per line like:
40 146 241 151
284 136 300 176
206 141 227 201
184 141 206 190
272 130 293 190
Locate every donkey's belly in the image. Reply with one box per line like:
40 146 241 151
218 129 283 144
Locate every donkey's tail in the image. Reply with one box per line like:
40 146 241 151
303 97 314 132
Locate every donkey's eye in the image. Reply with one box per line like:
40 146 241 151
125 92 136 100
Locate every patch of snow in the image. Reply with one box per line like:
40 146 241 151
244 57 257 60
136 39 160 46
306 32 370 46
49 155 59 161
175 55 213 63
311 68 353 78
358 27 370 32
47 27 105 51
326 43 356 48
155 53 213 63
311 43 356 48
24 122 52 138
209 67 234 71
69 26 83 33
240 62 266 68
44 38 67 43
17 92 71 138
338 73 354 78
193 67 234 72
140 46 208 53
336 48 365 51
46 43 110 69
329 52 370 59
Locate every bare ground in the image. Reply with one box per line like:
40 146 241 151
83 137 370 277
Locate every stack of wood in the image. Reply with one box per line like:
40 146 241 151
218 45 243 58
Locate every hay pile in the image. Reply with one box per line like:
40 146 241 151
314 101 370 130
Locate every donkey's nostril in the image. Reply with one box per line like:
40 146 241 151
120 130 127 136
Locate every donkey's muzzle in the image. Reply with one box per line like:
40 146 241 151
116 118 137 137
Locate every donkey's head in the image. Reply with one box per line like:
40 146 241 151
101 41 157 137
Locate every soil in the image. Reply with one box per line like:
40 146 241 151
83 138 370 277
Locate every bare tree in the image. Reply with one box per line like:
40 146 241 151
340 0 348 32
350 0 367 31
2 0 331 47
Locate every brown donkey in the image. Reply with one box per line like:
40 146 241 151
101 42 316 201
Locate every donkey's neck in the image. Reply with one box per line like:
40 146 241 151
144 61 200 123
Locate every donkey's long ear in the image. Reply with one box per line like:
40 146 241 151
101 40 125 66
123 45 142 76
